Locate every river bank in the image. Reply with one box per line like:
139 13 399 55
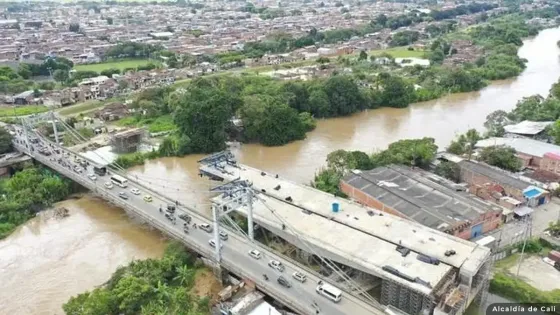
1 27 560 315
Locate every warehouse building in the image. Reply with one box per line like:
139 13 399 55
340 165 503 240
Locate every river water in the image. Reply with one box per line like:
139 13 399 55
1 27 560 314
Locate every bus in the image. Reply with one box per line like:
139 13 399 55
110 174 129 188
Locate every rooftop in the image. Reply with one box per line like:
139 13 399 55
200 160 490 278
503 120 553 136
341 165 500 231
457 159 531 191
212 192 452 295
475 137 560 159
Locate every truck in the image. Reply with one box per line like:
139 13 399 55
475 236 496 250
93 166 107 176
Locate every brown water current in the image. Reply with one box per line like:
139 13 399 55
1 27 560 315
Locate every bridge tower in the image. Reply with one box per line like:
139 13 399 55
209 179 255 284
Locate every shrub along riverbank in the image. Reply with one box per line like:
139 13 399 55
0 166 73 239
63 241 213 315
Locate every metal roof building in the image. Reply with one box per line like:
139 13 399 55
475 137 560 159
340 165 502 234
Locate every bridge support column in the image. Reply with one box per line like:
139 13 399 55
296 248 313 264
211 264 228 285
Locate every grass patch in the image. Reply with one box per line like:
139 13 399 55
369 47 427 59
490 272 560 305
0 105 48 117
56 100 105 116
115 115 176 133
494 253 520 270
74 59 159 72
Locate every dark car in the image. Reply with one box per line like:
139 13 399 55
277 276 291 288
179 213 191 223
166 204 176 213
119 192 129 200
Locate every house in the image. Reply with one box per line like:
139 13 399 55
340 165 503 240
94 102 128 121
13 90 35 105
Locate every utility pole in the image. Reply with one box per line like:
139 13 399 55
516 215 532 277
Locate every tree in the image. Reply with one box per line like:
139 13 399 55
447 129 481 158
434 161 460 182
17 64 32 79
69 23 80 33
479 145 522 172
173 265 194 286
378 74 414 108
0 126 13 154
312 168 346 197
53 69 69 82
371 138 438 168
173 86 237 154
358 50 368 61
547 220 560 237
484 110 509 137
464 128 482 160
106 17 114 25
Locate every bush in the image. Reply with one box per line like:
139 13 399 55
490 273 560 307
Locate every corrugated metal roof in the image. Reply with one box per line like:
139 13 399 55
475 137 560 158
504 120 553 135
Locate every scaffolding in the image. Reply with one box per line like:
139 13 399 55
381 278 434 315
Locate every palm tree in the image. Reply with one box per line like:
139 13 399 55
174 265 195 286
464 129 481 160
153 280 171 303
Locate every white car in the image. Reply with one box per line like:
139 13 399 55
292 271 307 283
87 174 97 181
268 260 285 272
248 249 262 260
130 188 140 195
199 223 213 233
104 182 114 189
208 239 223 249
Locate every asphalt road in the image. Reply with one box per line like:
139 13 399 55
12 129 382 315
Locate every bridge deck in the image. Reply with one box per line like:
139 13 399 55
199 163 490 278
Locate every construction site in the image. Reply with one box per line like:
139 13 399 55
198 151 493 315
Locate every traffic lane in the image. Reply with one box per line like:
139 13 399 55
222 245 339 315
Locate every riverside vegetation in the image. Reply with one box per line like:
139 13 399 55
63 241 212 315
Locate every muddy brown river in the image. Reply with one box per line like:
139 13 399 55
1 27 560 314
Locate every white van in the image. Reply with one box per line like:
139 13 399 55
316 282 342 303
